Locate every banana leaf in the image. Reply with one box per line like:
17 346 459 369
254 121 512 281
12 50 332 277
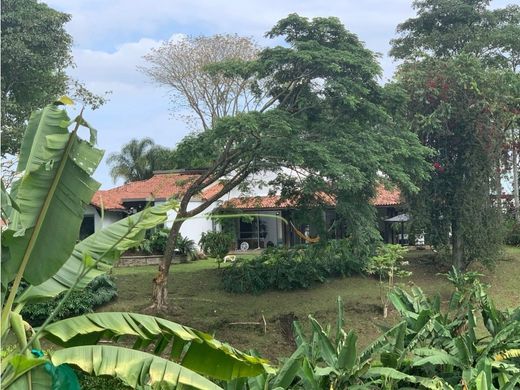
2 102 103 286
1 354 48 388
16 200 177 303
5 365 52 390
51 345 221 390
412 348 463 367
38 311 272 381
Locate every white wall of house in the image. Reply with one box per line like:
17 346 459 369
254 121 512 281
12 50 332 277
85 205 125 232
159 200 218 247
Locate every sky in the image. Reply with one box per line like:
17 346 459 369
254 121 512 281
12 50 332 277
45 0 513 189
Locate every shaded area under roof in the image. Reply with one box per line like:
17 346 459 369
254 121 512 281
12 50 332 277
385 213 410 222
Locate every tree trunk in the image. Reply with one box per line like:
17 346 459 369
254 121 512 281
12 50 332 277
150 217 184 311
452 221 464 271
513 129 519 222
496 160 502 211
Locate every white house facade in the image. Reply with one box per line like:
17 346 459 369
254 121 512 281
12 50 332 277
82 169 403 247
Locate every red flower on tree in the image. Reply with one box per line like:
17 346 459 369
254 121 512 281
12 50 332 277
433 162 445 173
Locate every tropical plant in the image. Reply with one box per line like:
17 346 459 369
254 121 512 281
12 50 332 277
199 231 234 268
382 271 520 389
137 227 170 254
175 234 197 261
21 274 117 327
364 244 410 318
106 138 173 183
0 100 271 389
221 266 520 390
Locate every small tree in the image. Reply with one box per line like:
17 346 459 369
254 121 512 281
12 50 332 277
365 244 410 318
199 231 234 268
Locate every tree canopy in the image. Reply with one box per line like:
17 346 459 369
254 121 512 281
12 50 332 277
391 0 520 67
256 14 431 245
1 0 73 156
107 138 175 183
141 34 262 131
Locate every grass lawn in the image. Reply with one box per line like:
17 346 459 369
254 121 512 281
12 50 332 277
101 248 520 364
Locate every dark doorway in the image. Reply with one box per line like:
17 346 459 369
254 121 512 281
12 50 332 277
79 215 95 240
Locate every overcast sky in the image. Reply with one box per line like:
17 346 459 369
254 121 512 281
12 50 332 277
45 0 513 188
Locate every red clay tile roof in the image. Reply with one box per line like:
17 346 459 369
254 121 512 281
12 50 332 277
223 195 294 209
372 185 401 206
93 173 401 212
91 173 224 211
200 182 225 201
222 185 401 210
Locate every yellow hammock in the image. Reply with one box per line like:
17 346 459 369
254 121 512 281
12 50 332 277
290 221 320 243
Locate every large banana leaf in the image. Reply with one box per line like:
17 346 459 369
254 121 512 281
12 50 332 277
5 365 52 390
2 102 104 286
39 312 272 381
16 200 177 303
51 345 221 390
1 354 48 389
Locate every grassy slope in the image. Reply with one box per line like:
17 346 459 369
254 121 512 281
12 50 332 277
101 248 520 364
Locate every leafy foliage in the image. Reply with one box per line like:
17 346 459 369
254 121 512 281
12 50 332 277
137 228 170 255
397 55 513 269
392 1 520 270
1 101 104 287
221 240 367 293
0 0 72 155
199 231 234 266
175 234 197 260
52 345 222 390
504 218 520 246
390 0 520 68
223 270 520 389
365 244 411 317
21 275 117 327
106 138 174 183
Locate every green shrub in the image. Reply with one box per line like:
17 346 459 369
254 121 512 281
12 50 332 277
504 218 520 246
21 275 117 327
137 227 170 254
175 234 197 260
199 231 234 267
221 239 367 293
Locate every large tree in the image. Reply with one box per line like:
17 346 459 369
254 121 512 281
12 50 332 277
145 16 431 310
1 0 72 156
391 0 520 268
141 34 263 131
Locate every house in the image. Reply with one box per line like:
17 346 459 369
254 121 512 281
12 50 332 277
82 170 403 247
82 169 226 241
218 186 402 250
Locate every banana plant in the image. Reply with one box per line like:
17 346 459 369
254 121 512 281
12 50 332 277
1 100 271 389
226 297 415 390
384 274 520 389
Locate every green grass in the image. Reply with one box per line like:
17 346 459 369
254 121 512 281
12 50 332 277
101 248 520 364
